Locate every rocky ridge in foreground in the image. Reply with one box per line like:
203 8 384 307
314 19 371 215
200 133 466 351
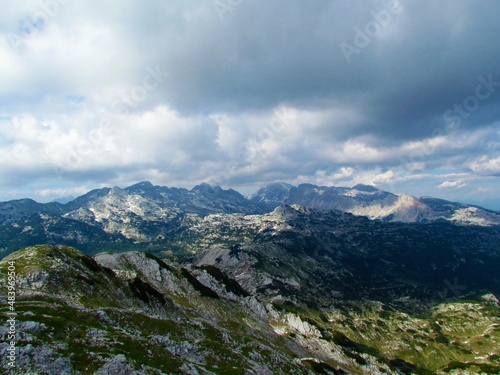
0 243 499 374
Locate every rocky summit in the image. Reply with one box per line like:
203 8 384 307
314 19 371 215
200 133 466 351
0 182 499 374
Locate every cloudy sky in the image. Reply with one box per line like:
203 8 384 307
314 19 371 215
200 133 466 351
0 0 499 209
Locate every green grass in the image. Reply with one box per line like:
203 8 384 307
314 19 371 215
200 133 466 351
295 299 500 373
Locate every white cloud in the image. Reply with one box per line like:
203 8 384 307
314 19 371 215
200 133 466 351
437 180 467 189
301 167 395 189
333 167 355 180
346 169 396 187
35 186 90 199
475 187 495 193
469 155 500 175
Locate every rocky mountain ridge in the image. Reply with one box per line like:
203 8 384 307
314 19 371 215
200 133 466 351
2 181 499 230
190 205 500 306
1 181 499 257
1 244 499 374
248 183 500 225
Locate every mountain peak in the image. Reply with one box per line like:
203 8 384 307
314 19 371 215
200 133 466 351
264 182 293 189
125 181 158 195
248 182 292 205
5 244 83 265
109 186 126 196
192 182 216 191
130 181 154 189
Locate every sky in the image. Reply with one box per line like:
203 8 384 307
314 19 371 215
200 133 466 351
0 0 499 209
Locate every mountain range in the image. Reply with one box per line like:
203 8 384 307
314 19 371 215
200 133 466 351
0 181 499 257
248 183 500 226
0 182 499 373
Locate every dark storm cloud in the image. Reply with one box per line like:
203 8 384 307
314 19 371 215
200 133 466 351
146 0 500 142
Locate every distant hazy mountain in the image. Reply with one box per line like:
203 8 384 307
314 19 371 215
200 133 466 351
0 181 499 256
50 195 75 204
248 182 500 225
0 198 64 226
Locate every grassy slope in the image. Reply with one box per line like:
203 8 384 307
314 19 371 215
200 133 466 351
0 246 499 374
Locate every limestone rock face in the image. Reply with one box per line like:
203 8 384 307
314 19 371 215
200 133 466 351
249 183 500 224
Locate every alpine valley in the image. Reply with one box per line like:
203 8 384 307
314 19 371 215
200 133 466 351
0 182 499 374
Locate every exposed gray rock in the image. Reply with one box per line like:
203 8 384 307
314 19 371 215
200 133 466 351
283 313 321 337
0 344 74 375
94 251 182 296
152 335 205 364
94 354 143 375
18 321 46 333
249 182 500 225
